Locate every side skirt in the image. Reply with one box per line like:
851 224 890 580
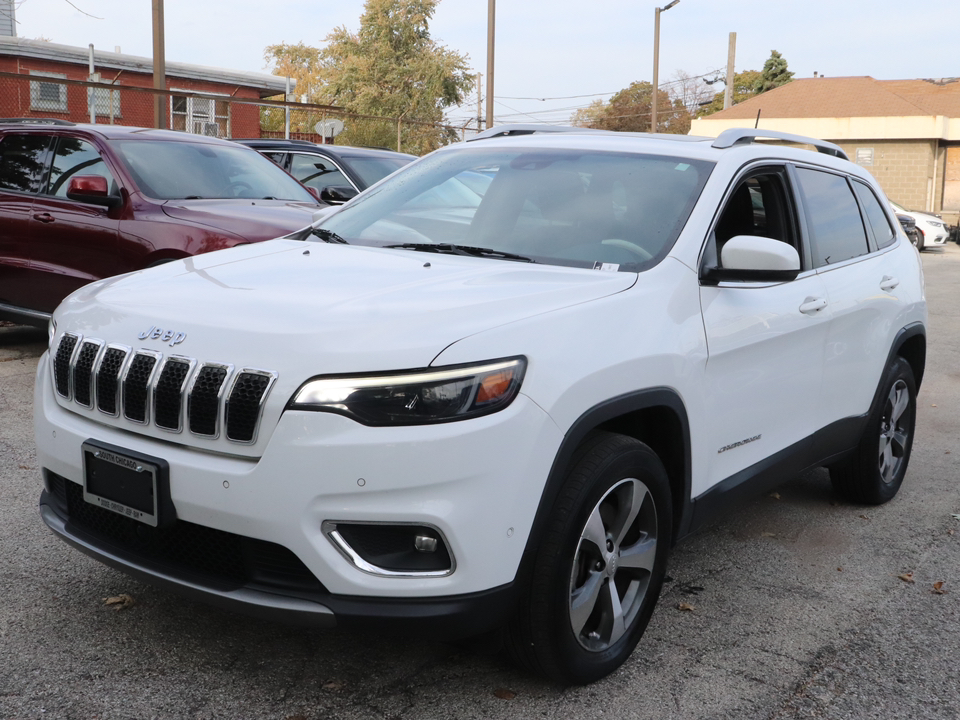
682 414 867 539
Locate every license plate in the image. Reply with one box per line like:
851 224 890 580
82 441 170 527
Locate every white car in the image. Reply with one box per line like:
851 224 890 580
34 126 927 685
890 200 950 250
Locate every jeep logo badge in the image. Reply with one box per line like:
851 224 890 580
138 325 187 347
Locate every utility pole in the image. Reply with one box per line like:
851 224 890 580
651 1 679 133
476 72 483 132
152 0 166 129
485 0 495 129
723 32 736 110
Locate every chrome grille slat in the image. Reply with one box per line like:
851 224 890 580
154 357 194 432
73 340 103 408
122 351 161 424
95 346 130 417
52 334 275 445
53 333 80 398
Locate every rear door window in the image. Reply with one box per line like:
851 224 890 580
852 180 896 249
795 167 869 267
0 134 51 193
290 153 353 193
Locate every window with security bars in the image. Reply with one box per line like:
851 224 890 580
171 93 230 138
87 86 122 119
29 71 68 113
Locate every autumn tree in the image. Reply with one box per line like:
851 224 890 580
264 0 473 154
570 81 690 134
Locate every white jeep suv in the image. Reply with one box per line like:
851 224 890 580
34 126 927 684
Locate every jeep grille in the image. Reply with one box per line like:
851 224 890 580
53 333 276 445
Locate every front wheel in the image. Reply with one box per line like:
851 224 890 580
830 357 917 504
506 432 672 684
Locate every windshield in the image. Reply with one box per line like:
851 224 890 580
345 155 415 187
316 147 713 271
113 140 316 202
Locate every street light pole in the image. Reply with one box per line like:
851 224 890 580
485 0 495 130
651 0 679 134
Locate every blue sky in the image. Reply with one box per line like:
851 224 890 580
12 0 960 127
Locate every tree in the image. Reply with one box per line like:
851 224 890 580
316 0 474 154
570 81 690 134
696 69 762 117
755 50 794 93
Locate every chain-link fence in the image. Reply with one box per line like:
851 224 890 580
0 71 471 155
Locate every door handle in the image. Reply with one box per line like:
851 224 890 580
799 297 828 315
33 212 55 223
880 276 900 292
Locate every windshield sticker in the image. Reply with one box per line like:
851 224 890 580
593 262 620 272
675 163 691 171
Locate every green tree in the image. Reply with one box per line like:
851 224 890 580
755 50 794 93
696 69 762 117
570 81 690 134
317 0 474 154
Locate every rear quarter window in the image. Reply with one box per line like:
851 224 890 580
795 167 869 267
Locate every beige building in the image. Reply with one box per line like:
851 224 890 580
689 76 960 226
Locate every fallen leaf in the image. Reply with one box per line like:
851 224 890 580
931 404 937 407
103 594 135 610
322 680 344 692
761 532 777 538
932 582 947 595
677 602 695 612
949 529 956 536
494 689 517 700
18 465 29 470
898 572 915 584
769 492 781 500
837 567 843 572
859 514 870 520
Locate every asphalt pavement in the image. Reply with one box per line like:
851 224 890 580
1 245 958 720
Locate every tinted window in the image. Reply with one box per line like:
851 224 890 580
290 153 351 192
796 168 869 267
852 180 895 249
46 138 117 198
113 140 315 202
0 134 49 193
318 148 713 272
344 155 414 187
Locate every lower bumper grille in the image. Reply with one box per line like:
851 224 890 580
51 472 322 593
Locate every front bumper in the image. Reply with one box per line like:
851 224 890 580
34 351 563 629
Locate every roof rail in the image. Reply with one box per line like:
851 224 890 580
0 117 77 126
712 128 848 160
467 124 603 142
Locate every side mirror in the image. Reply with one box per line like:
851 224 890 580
307 187 321 202
319 185 358 205
66 175 122 209
702 235 801 284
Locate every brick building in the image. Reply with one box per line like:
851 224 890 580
689 76 960 225
0 35 290 138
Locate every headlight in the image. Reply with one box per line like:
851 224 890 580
289 357 526 426
47 317 57 347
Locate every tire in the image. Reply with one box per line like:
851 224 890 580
916 229 925 252
506 432 672 684
830 357 917 505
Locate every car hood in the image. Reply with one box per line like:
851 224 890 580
160 199 318 241
56 239 637 374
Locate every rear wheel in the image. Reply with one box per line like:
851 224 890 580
830 357 917 504
506 432 672 684
916 229 925 251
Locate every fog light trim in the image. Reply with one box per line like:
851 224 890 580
321 520 456 578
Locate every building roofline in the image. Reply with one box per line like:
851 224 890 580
0 36 292 97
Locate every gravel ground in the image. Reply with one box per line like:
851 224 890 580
0 245 958 719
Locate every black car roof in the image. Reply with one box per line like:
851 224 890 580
231 138 416 160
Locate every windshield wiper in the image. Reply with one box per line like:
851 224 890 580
386 243 535 263
310 227 349 244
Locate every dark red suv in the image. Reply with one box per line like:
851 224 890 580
0 120 320 326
